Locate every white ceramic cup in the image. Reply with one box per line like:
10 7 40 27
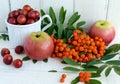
5 15 52 48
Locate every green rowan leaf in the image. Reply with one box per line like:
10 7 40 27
105 67 112 77
97 65 107 74
86 79 101 84
63 66 81 71
113 66 120 76
106 60 120 66
59 6 66 24
49 7 57 23
71 76 79 84
63 58 81 66
87 59 101 66
76 21 86 28
43 58 48 63
48 70 57 72
58 23 63 39
32 60 37 64
105 44 120 54
68 12 80 26
100 53 118 60
22 56 31 61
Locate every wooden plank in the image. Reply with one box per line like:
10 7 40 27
0 0 10 33
107 0 120 44
75 0 107 29
40 0 74 23
10 0 40 11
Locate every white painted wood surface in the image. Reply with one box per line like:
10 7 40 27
0 1 10 33
75 0 107 29
1 0 120 32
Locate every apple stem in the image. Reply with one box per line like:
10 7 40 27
35 34 41 38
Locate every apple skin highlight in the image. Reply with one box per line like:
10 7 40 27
88 20 115 45
24 31 54 60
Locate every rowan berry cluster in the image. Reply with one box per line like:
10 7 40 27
79 72 91 83
50 29 106 63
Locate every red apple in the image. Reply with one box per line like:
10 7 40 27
88 20 115 45
24 31 54 60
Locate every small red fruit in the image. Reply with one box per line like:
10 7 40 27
15 45 24 54
3 54 13 65
8 12 14 18
13 10 19 17
28 10 36 19
23 5 31 12
13 59 22 68
8 18 16 24
34 10 40 19
19 9 28 16
26 19 35 24
1 48 10 57
17 15 26 24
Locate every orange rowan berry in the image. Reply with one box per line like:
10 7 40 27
59 47 64 52
51 54 56 58
80 54 85 58
62 74 67 78
72 41 77 46
60 78 64 83
67 55 72 59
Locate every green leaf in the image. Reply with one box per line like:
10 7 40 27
22 56 31 61
106 60 120 66
32 60 37 64
63 28 74 41
100 53 118 61
63 66 81 71
48 70 57 72
71 76 79 84
76 21 86 28
87 59 101 66
86 79 101 84
59 6 66 24
63 58 81 66
40 9 45 16
105 67 112 77
113 66 120 76
68 12 80 26
49 7 57 23
40 9 50 23
105 44 120 54
46 24 56 35
91 73 101 78
58 23 64 39
82 65 99 71
1 34 9 40
97 65 107 74
43 58 48 63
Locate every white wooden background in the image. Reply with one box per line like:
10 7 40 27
0 0 120 33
